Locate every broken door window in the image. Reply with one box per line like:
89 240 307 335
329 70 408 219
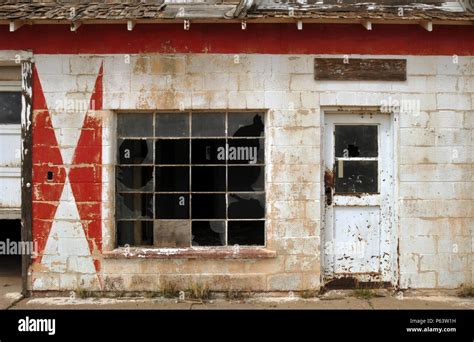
334 124 378 194
335 125 378 157
335 161 378 193
116 112 266 248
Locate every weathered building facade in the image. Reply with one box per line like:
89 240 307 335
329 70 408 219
0 0 472 293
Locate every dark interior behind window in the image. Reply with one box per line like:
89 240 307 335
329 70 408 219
0 92 21 124
116 112 265 248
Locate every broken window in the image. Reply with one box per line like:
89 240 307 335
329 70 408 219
334 125 379 194
156 139 189 164
116 193 153 219
155 112 189 137
155 194 189 219
0 92 21 124
335 161 378 193
116 112 266 247
0 66 21 125
117 221 153 246
192 221 226 246
155 167 189 192
117 166 154 192
191 166 226 191
118 113 153 137
118 139 153 164
335 125 378 158
192 112 225 137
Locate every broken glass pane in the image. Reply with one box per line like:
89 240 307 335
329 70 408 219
334 160 378 193
192 112 225 137
228 166 264 192
191 139 226 164
155 194 189 219
228 112 264 137
228 221 264 246
335 125 378 158
117 221 153 246
0 92 21 124
191 166 226 192
227 139 264 164
155 166 189 192
116 166 153 192
118 139 153 165
156 139 189 164
156 112 189 137
117 113 153 137
191 221 225 246
228 193 265 219
116 193 153 219
191 194 226 219
154 220 190 248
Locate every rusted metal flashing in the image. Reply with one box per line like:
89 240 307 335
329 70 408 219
20 59 33 296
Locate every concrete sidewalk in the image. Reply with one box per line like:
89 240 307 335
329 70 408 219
6 291 474 310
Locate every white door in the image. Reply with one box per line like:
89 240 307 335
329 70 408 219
0 66 22 219
323 112 396 285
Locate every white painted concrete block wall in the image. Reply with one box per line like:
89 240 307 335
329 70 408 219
31 53 473 291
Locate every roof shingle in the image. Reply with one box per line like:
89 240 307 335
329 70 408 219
0 0 472 22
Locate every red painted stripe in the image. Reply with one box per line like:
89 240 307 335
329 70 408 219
69 64 103 272
1 24 474 55
31 67 66 264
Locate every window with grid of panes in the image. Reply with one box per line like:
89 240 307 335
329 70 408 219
116 112 265 247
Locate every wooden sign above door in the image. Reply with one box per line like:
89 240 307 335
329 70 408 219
314 58 406 81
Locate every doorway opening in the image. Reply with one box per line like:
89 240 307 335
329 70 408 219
322 110 398 288
0 220 22 292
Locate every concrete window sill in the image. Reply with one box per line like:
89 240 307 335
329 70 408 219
103 247 276 260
